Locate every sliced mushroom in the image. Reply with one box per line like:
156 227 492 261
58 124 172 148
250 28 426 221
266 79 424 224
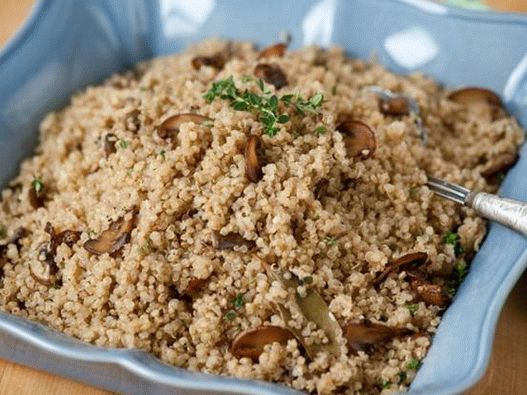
30 243 58 285
258 43 287 59
157 113 212 140
268 268 341 359
185 277 208 295
0 227 27 254
314 179 329 201
211 231 255 251
28 181 45 209
191 53 225 70
481 152 518 178
45 222 81 254
231 325 294 360
448 87 504 121
344 319 412 354
83 211 136 257
337 120 376 159
381 96 410 116
410 277 449 307
373 252 428 287
253 64 288 89
104 133 118 156
244 135 262 182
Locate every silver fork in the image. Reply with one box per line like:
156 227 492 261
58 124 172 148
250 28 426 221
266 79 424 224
427 176 527 236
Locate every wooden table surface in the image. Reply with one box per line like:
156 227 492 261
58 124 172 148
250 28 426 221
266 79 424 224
1 1 526 394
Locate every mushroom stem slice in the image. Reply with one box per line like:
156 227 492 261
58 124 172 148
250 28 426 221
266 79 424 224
344 319 412 354
83 211 136 257
211 231 256 251
157 113 212 140
258 43 287 59
231 325 294 360
244 135 262 183
337 120 377 159
372 252 428 287
268 268 342 359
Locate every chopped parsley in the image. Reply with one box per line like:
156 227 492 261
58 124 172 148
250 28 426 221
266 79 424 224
32 177 44 194
405 303 419 316
301 276 314 285
382 380 392 389
406 359 422 370
203 75 324 136
409 187 418 198
315 125 327 135
158 150 166 160
232 293 245 310
443 230 464 256
324 236 337 246
398 371 407 383
118 139 129 149
224 310 237 321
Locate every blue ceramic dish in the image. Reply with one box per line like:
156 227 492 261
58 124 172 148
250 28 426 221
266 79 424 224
1 1 526 394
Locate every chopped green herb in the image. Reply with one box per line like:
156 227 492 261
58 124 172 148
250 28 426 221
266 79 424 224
159 150 166 159
398 371 407 383
119 139 129 149
454 261 468 282
331 84 337 95
405 303 419 316
231 293 245 310
201 120 214 128
409 187 418 198
302 276 314 285
382 381 392 389
224 310 237 321
324 236 337 246
443 230 464 256
32 177 44 194
0 224 5 238
203 75 323 136
315 125 327 135
406 359 422 370
241 75 254 83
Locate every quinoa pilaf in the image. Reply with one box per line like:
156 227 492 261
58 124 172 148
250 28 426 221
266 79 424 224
0 39 524 394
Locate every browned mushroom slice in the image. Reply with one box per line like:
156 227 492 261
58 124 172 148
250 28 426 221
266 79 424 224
45 223 81 253
373 252 428 287
83 212 136 257
191 53 225 70
185 277 208 295
337 120 376 159
30 243 58 285
344 319 412 354
381 96 410 116
211 231 255 251
410 277 449 307
28 179 45 209
253 64 288 89
231 325 294 360
448 87 504 120
245 135 262 182
104 133 118 156
258 43 287 59
481 152 518 178
157 113 212 140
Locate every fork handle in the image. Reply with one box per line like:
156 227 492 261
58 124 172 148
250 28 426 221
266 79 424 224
467 192 527 236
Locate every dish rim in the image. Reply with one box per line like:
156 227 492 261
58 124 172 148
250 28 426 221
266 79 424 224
1 1 527 394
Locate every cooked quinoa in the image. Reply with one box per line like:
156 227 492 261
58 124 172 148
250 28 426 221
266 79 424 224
0 39 524 394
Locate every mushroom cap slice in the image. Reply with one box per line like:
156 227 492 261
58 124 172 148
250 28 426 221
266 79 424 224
231 325 294 360
344 319 412 354
258 43 287 59
373 252 428 287
410 277 449 307
253 63 288 89
157 113 212 140
381 96 410 116
244 135 262 183
448 87 503 121
191 53 225 70
83 211 136 257
337 120 376 159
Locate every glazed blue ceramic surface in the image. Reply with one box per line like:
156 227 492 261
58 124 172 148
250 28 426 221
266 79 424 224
1 1 527 394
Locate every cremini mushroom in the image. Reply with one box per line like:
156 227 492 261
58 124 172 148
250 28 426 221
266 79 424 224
231 325 294 360
104 133 118 156
344 319 412 354
448 87 504 121
258 43 287 59
244 135 262 182
83 211 136 256
373 252 428 287
157 113 212 140
45 222 81 254
30 243 58 285
191 53 225 70
337 120 376 159
381 96 410 116
253 63 288 89
410 276 449 307
211 231 256 251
